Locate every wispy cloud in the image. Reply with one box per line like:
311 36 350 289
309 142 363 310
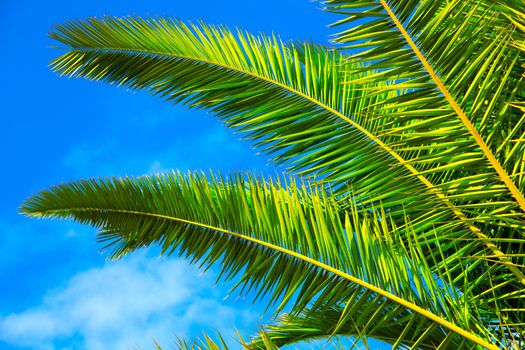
0 253 260 350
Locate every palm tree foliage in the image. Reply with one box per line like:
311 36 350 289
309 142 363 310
21 0 525 348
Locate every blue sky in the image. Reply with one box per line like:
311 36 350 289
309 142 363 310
0 1 385 349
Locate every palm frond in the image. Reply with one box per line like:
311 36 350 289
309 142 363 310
21 172 500 348
323 0 525 218
248 305 443 349
49 17 432 209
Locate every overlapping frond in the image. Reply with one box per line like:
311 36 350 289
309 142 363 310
325 0 525 197
323 0 525 327
47 15 525 326
20 172 498 348
322 0 525 224
23 2 525 347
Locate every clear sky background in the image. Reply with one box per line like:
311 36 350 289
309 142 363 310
0 1 385 349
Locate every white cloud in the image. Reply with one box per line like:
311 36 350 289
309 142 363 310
0 253 259 350
147 160 167 175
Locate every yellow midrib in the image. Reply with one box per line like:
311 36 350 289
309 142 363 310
378 0 525 212
67 43 525 286
39 206 498 350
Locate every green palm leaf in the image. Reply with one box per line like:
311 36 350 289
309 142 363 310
50 17 425 207
47 16 525 321
323 0 525 225
21 172 498 348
